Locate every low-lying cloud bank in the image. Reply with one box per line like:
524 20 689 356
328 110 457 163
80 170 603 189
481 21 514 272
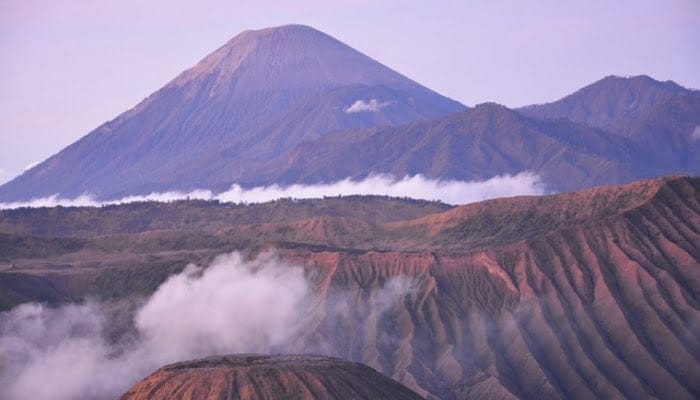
0 252 414 400
0 172 546 209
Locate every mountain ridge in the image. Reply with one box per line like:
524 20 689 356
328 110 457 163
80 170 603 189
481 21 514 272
0 175 693 256
259 102 641 191
518 74 695 130
1 175 698 399
1 27 698 200
0 24 464 201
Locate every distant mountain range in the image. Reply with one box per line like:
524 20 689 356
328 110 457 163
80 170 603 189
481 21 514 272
0 24 698 201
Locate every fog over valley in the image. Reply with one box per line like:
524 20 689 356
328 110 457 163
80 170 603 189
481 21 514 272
0 172 545 209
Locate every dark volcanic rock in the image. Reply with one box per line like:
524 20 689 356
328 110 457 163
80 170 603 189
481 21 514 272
119 354 425 400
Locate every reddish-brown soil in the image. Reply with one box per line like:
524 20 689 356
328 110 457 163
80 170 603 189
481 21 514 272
1 176 698 399
119 354 425 400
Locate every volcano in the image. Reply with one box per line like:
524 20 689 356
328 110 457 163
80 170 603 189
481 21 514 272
0 24 463 201
2 26 698 202
119 354 425 400
2 175 699 399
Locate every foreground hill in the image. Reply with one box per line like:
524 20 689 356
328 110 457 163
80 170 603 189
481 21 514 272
119 354 425 400
1 176 698 399
0 195 450 239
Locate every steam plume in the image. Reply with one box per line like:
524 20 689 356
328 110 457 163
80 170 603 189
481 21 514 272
0 252 413 400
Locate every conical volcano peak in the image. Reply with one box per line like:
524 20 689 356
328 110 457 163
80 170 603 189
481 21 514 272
0 24 464 201
239 23 328 38
171 23 417 94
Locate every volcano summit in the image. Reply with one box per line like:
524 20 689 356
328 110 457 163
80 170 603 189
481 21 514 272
0 24 463 201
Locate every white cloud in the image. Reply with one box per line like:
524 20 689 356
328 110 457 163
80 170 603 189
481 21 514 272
0 193 101 208
0 190 213 209
217 172 545 204
134 252 310 362
0 251 414 400
345 98 391 113
0 172 546 209
692 125 700 141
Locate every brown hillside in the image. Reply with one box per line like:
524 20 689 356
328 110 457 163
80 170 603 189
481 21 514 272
119 354 425 400
1 176 698 399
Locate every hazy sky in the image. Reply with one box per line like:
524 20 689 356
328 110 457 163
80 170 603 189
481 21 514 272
1 0 698 184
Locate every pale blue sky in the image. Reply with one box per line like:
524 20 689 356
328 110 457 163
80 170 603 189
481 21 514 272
1 0 698 183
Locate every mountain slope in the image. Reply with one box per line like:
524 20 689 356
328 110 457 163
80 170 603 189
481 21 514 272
259 76 699 191
519 75 700 180
261 103 641 191
518 75 693 130
0 195 451 239
617 93 700 176
2 42 698 200
119 354 425 400
0 24 463 201
2 176 698 399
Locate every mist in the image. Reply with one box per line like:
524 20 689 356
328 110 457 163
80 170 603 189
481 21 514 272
0 251 414 400
345 98 391 113
0 172 546 209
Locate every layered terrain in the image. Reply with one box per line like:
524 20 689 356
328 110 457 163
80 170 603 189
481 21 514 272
268 76 699 191
119 354 425 400
1 175 698 399
1 25 698 201
259 103 639 190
